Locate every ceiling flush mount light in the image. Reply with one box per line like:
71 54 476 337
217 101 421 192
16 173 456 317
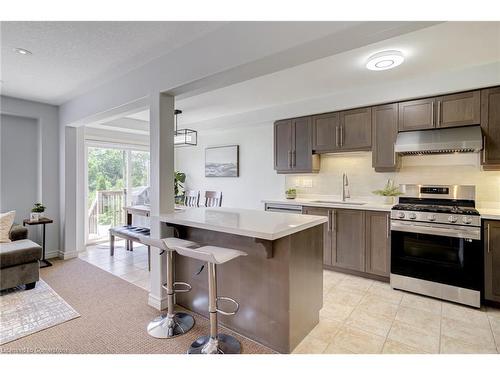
174 109 197 147
13 47 32 56
366 50 404 71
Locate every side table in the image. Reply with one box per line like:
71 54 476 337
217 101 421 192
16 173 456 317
23 217 54 268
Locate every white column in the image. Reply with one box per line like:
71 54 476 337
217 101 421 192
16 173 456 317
61 125 85 259
148 92 175 310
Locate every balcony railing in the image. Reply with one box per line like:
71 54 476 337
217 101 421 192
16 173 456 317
88 189 126 238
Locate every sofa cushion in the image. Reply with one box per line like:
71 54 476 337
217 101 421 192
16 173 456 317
0 239 42 268
0 211 16 243
9 224 28 241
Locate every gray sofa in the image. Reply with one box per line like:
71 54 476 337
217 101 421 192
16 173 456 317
0 224 42 291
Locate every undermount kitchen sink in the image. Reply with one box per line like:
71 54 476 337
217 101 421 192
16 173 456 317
311 200 367 205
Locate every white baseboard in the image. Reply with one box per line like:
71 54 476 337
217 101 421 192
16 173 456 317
58 250 79 260
45 250 61 260
148 293 168 311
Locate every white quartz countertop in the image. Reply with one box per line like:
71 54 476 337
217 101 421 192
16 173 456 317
478 208 500 220
263 198 393 212
157 207 328 241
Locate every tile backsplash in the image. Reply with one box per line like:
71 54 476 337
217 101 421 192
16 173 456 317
285 152 500 208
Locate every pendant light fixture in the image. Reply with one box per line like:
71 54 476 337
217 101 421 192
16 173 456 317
174 109 197 147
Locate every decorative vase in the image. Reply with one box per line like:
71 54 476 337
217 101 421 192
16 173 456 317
285 193 297 200
30 212 40 221
384 196 395 205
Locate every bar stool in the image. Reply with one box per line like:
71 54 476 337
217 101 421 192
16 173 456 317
172 244 247 354
138 235 197 338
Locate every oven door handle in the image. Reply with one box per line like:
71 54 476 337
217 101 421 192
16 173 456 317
390 221 481 240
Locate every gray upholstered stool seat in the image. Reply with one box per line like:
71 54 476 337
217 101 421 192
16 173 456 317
172 244 247 354
137 235 197 339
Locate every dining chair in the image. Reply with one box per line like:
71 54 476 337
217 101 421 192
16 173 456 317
184 190 200 207
204 191 222 207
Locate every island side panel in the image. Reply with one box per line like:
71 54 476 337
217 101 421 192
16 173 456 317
172 225 291 353
288 224 324 350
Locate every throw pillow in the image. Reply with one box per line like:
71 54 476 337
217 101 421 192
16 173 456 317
0 211 16 243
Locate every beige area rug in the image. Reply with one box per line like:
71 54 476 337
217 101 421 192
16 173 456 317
0 280 80 345
0 258 274 354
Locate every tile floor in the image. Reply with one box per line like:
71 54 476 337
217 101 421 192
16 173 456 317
293 270 500 354
79 240 151 292
79 245 500 354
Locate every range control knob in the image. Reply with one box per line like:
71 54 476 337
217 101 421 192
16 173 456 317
427 214 437 221
448 215 458 223
397 212 405 219
408 213 417 220
462 216 473 224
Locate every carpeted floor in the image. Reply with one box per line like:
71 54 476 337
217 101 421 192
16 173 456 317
0 258 274 354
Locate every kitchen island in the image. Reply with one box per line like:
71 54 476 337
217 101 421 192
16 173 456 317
157 207 327 353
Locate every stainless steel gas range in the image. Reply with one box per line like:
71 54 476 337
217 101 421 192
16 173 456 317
390 184 482 308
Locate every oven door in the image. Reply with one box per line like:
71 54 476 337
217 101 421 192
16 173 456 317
390 221 482 291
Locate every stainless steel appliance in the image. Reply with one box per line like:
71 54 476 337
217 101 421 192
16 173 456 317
390 184 482 307
264 203 303 213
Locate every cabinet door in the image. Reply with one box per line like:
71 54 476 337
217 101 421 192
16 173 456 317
339 107 372 151
372 103 399 172
312 113 339 153
485 220 500 303
481 87 500 167
292 117 313 171
436 91 481 128
332 209 365 272
365 211 391 277
398 98 436 131
274 120 293 171
303 206 332 266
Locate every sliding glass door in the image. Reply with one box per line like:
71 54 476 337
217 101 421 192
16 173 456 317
86 142 150 244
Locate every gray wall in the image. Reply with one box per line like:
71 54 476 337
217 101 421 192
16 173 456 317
0 96 60 257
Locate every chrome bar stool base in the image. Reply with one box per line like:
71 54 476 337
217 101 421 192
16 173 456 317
188 334 241 354
147 312 195 339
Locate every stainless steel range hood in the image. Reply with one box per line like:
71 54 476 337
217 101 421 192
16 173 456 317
394 125 483 155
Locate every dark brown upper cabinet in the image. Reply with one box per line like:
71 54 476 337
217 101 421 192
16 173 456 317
365 211 391 277
436 91 481 128
339 107 372 151
312 112 339 153
274 117 319 174
481 87 500 169
484 220 500 303
372 103 399 172
398 98 436 132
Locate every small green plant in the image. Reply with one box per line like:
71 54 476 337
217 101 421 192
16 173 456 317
285 188 297 199
174 171 186 204
31 203 46 213
372 180 403 197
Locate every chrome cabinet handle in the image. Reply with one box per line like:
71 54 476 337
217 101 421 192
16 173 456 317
288 150 292 168
332 210 337 232
386 215 390 238
431 101 435 127
487 224 491 253
340 126 344 147
437 100 441 126
328 210 332 232
483 136 487 164
335 126 339 147
292 150 296 167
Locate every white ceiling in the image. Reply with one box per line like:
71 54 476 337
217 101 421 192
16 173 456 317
0 21 225 104
116 22 500 131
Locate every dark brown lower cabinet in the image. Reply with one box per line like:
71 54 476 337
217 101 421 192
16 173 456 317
484 220 500 303
302 206 332 266
332 209 365 272
303 207 390 278
365 211 391 277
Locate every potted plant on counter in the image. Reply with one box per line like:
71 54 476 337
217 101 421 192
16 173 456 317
285 188 297 200
372 179 403 205
30 203 46 221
